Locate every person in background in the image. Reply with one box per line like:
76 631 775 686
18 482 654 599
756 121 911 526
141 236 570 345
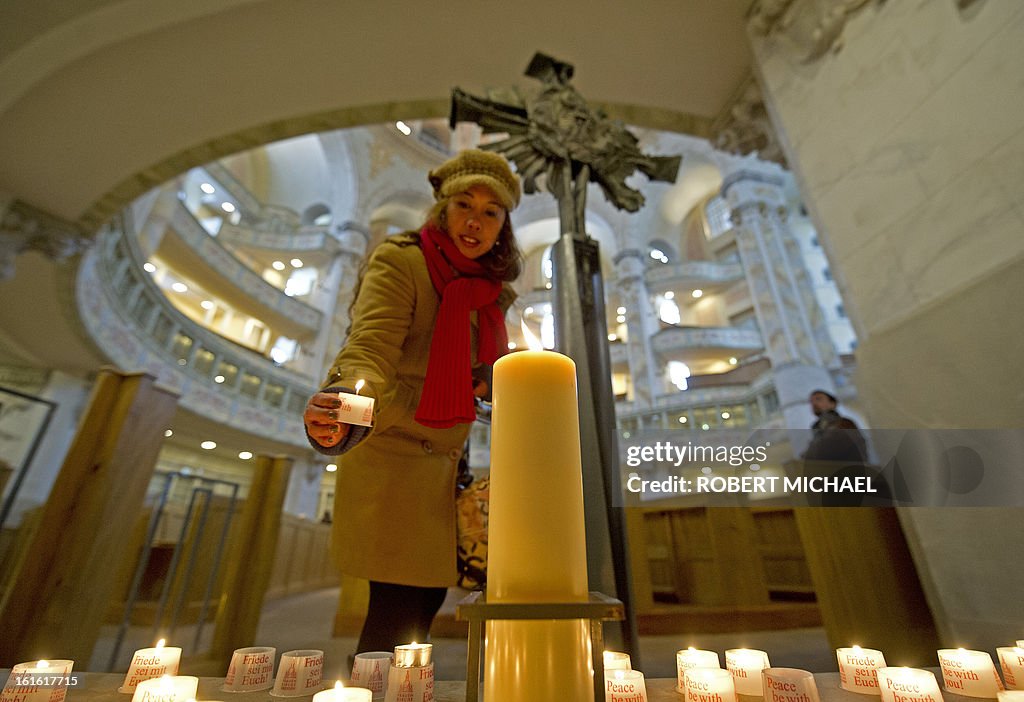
302 150 523 654
803 389 868 463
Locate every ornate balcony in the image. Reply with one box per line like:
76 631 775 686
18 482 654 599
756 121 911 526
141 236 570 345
76 218 315 448
651 325 764 358
644 260 743 291
162 201 322 340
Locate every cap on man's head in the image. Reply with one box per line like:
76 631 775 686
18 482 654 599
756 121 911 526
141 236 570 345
810 389 838 404
428 149 521 211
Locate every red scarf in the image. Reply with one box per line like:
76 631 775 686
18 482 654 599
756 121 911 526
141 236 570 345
416 224 508 428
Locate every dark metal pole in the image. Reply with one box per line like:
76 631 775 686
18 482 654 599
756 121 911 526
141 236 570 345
552 230 641 666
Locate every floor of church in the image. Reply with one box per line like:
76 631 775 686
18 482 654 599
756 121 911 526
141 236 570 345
91 587 835 680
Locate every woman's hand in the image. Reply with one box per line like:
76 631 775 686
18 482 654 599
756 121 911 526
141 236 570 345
304 392 351 448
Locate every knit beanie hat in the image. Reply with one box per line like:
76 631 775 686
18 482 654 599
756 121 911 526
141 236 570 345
428 149 521 211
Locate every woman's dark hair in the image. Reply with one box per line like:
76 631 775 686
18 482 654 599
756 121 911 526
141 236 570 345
426 196 523 282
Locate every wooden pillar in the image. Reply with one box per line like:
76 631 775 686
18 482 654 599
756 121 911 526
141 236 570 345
0 369 178 666
793 507 940 663
209 454 292 664
706 507 771 606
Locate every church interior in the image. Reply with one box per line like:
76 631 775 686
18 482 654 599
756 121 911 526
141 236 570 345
1 0 1022 698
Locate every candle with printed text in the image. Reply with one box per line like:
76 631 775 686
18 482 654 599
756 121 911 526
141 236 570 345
876 668 943 702
938 649 1004 698
484 349 593 702
119 640 182 693
726 649 770 696
676 648 721 692
837 646 887 695
999 649 1024 691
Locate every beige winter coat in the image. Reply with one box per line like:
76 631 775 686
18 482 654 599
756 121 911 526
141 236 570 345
322 233 509 587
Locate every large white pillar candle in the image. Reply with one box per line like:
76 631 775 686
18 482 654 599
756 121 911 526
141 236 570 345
484 350 593 702
876 668 943 702
726 649 770 696
837 646 887 695
938 649 1004 698
997 649 1024 691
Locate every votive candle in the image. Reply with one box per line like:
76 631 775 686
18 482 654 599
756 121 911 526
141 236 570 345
605 669 647 702
684 668 738 702
604 651 631 671
997 648 1024 691
120 640 182 693
837 646 887 695
312 682 371 702
393 643 431 668
726 649 771 696
938 648 1004 698
677 648 722 692
130 675 198 702
876 667 944 702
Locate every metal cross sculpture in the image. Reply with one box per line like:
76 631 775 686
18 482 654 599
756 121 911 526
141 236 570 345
451 52 682 661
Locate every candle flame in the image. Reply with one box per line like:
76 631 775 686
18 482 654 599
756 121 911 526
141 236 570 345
520 319 543 352
614 670 625 680
355 379 365 395
156 639 166 649
38 660 49 669
335 681 343 690
852 645 862 652
688 647 696 652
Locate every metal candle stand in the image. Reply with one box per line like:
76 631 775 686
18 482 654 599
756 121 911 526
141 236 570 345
456 591 625 702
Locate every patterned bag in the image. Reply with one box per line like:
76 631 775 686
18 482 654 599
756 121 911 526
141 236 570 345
455 476 489 590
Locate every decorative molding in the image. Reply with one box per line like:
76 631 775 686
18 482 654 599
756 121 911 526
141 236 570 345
0 199 91 281
711 77 786 165
748 0 874 64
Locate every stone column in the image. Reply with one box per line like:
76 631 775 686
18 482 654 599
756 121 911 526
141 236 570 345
723 170 836 448
613 249 661 407
312 221 369 381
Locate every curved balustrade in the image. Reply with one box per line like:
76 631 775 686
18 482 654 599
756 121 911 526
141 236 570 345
168 201 322 338
644 260 743 289
651 325 764 355
217 221 339 253
76 217 315 448
615 366 775 417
